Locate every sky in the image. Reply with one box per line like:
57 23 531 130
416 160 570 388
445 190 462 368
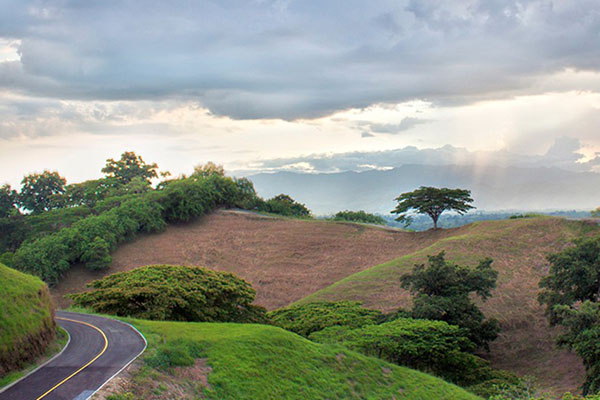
1 0 600 187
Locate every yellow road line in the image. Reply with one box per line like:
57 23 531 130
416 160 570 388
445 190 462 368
35 317 109 400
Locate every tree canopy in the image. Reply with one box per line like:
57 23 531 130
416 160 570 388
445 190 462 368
69 264 266 323
18 171 67 214
0 184 17 218
392 186 474 229
101 151 159 184
539 236 600 394
401 252 500 350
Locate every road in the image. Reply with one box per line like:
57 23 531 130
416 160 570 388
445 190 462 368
0 311 146 400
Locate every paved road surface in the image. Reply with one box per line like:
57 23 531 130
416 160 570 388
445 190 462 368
0 311 146 400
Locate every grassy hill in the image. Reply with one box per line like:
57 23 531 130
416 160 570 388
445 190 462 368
109 318 481 400
54 212 600 394
297 216 600 395
0 263 56 380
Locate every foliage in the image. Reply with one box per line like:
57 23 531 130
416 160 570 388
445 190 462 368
101 151 159 184
192 162 226 178
539 236 600 323
268 301 383 337
258 194 311 217
401 251 500 350
68 265 267 323
124 318 481 400
18 170 67 214
11 174 248 283
538 236 600 394
392 186 474 229
0 184 17 218
331 210 386 225
592 208 600 218
0 263 56 377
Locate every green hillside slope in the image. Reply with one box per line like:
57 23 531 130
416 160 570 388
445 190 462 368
0 263 56 378
117 319 481 400
296 217 600 395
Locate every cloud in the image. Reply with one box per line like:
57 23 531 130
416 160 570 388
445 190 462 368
0 1 599 119
359 117 431 134
238 137 596 174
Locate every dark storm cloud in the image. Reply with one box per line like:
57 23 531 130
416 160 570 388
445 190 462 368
1 0 600 119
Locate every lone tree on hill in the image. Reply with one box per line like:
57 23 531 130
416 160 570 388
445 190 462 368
392 186 474 229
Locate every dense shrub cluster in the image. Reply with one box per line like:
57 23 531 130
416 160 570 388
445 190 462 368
69 264 266 323
268 301 383 337
10 175 254 283
255 194 311 217
310 317 517 388
331 210 386 225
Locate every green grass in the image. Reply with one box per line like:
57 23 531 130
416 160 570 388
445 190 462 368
0 263 52 349
120 318 481 400
0 263 57 380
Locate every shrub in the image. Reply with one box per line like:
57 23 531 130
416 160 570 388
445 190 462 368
257 194 311 218
80 237 112 270
332 210 386 225
68 265 267 323
268 301 383 337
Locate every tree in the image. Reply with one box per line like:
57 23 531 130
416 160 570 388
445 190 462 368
592 207 600 218
262 194 311 217
401 252 500 350
192 162 225 178
101 151 158 184
68 265 266 323
0 184 17 218
539 237 600 394
392 186 474 229
18 171 67 214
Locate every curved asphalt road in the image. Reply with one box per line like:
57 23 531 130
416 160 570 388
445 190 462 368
0 311 146 400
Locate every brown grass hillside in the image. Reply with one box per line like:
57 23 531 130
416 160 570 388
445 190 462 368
53 210 450 309
52 211 599 395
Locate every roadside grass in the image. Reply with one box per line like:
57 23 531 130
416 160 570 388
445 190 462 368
294 217 600 395
0 263 57 379
110 318 482 400
0 326 68 388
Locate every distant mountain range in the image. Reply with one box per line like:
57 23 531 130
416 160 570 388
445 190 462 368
248 164 600 215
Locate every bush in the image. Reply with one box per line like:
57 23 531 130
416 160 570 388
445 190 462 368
256 194 311 218
68 265 267 323
331 210 386 225
268 301 383 337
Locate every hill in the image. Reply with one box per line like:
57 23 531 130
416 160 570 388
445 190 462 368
53 211 599 394
249 164 600 214
103 318 481 400
297 216 600 394
52 210 452 309
0 263 56 379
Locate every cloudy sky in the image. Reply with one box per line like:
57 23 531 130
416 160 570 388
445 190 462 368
1 0 600 187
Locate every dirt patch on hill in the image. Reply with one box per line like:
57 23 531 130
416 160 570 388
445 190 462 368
52 210 451 309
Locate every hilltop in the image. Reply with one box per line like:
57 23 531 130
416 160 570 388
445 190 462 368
101 317 481 400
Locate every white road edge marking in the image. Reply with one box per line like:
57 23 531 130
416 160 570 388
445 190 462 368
0 325 72 394
83 318 148 400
